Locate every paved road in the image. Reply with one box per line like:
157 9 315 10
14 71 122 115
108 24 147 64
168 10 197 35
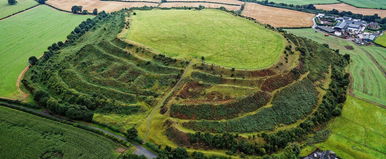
0 101 157 159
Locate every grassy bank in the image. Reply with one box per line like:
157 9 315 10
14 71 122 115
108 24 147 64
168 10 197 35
303 96 386 159
285 28 386 105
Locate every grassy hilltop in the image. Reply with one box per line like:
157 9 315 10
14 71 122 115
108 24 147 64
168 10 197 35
126 9 285 70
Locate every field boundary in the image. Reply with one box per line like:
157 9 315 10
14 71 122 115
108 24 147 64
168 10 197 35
0 4 40 21
336 0 386 10
163 1 241 6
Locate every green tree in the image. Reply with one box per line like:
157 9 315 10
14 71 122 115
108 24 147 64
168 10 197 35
126 127 138 140
28 56 38 65
92 8 98 15
8 0 17 5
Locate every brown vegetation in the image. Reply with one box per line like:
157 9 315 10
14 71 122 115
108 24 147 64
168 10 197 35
159 2 241 11
46 0 158 13
242 2 314 28
316 3 386 18
166 0 243 5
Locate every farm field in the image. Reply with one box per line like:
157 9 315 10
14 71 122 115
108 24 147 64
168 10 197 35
0 6 91 98
165 0 243 5
285 28 386 106
315 3 386 18
46 0 158 13
0 106 121 159
256 0 339 5
159 2 241 10
126 9 285 69
241 2 315 28
0 0 38 19
339 0 386 9
311 96 386 159
375 32 386 47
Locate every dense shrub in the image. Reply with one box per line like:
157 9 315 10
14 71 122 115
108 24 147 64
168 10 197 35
184 79 317 132
170 91 271 120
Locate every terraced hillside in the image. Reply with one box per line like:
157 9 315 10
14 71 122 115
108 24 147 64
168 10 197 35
23 8 350 158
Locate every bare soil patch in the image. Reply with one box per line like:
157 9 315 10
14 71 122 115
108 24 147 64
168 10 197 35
316 3 386 18
344 45 354 50
46 0 158 13
242 3 314 28
159 2 241 11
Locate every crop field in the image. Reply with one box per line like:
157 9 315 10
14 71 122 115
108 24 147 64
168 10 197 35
285 28 386 106
126 9 285 69
0 106 121 159
46 0 158 13
315 3 386 18
0 0 38 19
165 0 243 5
311 96 386 159
23 8 350 158
242 2 315 28
375 32 386 47
0 6 91 98
339 0 386 9
159 2 241 11
256 0 339 5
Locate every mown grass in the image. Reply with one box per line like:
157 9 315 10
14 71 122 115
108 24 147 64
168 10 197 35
311 96 386 159
0 106 120 159
0 0 37 19
339 0 386 9
126 9 285 70
256 0 339 5
374 32 386 47
0 6 91 98
285 28 386 105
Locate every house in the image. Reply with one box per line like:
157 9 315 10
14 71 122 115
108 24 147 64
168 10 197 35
303 149 338 159
317 26 335 33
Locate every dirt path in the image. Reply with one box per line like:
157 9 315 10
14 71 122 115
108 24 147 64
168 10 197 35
15 65 31 100
143 61 194 138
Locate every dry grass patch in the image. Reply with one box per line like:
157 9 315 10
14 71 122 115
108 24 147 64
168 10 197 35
316 3 386 18
160 2 241 11
242 2 314 28
166 0 243 5
46 0 158 13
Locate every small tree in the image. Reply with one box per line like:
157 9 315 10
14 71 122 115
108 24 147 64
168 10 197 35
126 127 138 140
37 0 46 4
82 10 88 15
8 0 17 5
92 8 98 15
28 56 38 65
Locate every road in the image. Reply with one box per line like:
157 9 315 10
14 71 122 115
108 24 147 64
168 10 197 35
0 101 157 159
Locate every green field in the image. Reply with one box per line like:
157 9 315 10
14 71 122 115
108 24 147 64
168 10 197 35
0 0 38 19
126 9 285 70
339 0 386 9
258 0 339 5
0 6 91 98
312 96 386 159
285 28 386 105
375 32 386 47
0 106 120 159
